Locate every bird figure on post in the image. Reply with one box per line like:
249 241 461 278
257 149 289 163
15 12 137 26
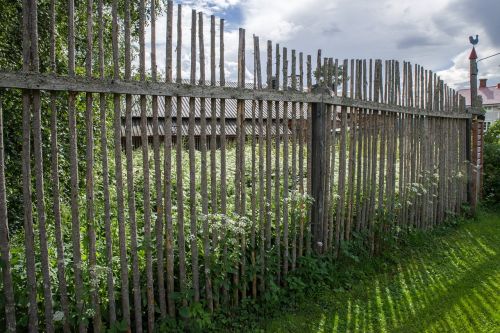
469 35 479 46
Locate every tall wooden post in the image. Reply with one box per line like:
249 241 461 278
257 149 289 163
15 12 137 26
311 85 330 254
468 47 478 212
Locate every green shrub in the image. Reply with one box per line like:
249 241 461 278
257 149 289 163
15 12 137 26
483 120 500 206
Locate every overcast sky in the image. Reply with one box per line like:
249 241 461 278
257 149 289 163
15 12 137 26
146 0 500 90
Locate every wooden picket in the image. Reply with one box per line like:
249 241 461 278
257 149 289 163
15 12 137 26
0 1 484 332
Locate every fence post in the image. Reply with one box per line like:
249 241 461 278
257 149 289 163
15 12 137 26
311 85 330 254
468 47 478 213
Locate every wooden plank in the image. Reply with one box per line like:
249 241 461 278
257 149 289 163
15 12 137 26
199 12 214 312
291 49 297 270
67 0 86 328
306 54 312 256
111 0 130 326
0 94 16 333
265 40 273 254
150 0 166 320
0 72 470 118
188 9 200 304
175 3 188 309
84 0 101 330
124 0 143 329
283 47 290 276
210 15 218 256
164 0 175 317
335 60 349 257
97 0 116 325
274 43 281 283
219 18 229 306
346 59 356 241
298 52 305 258
254 34 264 297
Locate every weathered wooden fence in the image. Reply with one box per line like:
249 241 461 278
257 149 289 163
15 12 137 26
0 0 485 332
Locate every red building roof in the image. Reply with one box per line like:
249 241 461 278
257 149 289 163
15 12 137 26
458 81 500 107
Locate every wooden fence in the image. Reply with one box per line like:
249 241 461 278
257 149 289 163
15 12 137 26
0 0 485 332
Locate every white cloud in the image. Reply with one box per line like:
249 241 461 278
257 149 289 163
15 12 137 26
141 0 500 89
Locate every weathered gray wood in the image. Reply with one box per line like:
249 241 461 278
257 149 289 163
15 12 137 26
111 0 130 327
67 0 85 329
291 49 297 270
27 1 55 332
199 12 214 312
254 35 266 295
175 4 188 309
274 43 281 283
335 60 349 257
265 40 273 254
189 9 201 304
306 54 312 256
150 0 166 320
219 18 229 306
97 0 116 324
84 0 102 330
298 52 305 259
0 72 470 118
283 47 290 276
139 0 154 329
124 0 143 330
164 0 175 317
346 59 356 241
0 95 16 333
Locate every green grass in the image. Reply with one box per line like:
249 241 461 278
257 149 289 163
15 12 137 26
265 210 500 333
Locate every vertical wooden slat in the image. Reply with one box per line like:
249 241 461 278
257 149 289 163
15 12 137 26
254 35 265 295
355 60 363 232
291 49 297 270
199 12 214 312
298 52 305 259
265 40 273 253
139 0 154 329
251 91 257 298
282 47 290 278
335 60 348 257
111 0 130 327
150 0 166 320
328 59 338 253
237 27 247 302
219 18 229 305
189 8 201 304
97 0 116 325
274 43 281 283
346 59 356 241
0 94 16 333
306 54 312 256
27 0 55 331
322 58 331 251
175 4 188 308
124 0 143 328
84 0 102 330
370 60 380 254
164 0 175 318
49 0 71 330
67 0 85 328
210 15 217 250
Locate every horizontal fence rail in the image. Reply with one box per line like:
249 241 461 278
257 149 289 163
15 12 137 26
0 0 484 332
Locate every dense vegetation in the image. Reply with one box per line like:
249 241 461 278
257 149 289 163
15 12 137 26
483 119 500 206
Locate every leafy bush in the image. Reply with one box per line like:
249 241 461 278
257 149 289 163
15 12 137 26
483 120 500 206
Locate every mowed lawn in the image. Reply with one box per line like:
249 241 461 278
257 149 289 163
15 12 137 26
266 211 500 333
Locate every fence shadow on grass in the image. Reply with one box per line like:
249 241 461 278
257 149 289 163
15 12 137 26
267 222 500 333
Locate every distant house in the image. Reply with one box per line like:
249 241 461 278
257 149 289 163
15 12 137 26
121 95 311 149
458 79 500 131
121 81 348 149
